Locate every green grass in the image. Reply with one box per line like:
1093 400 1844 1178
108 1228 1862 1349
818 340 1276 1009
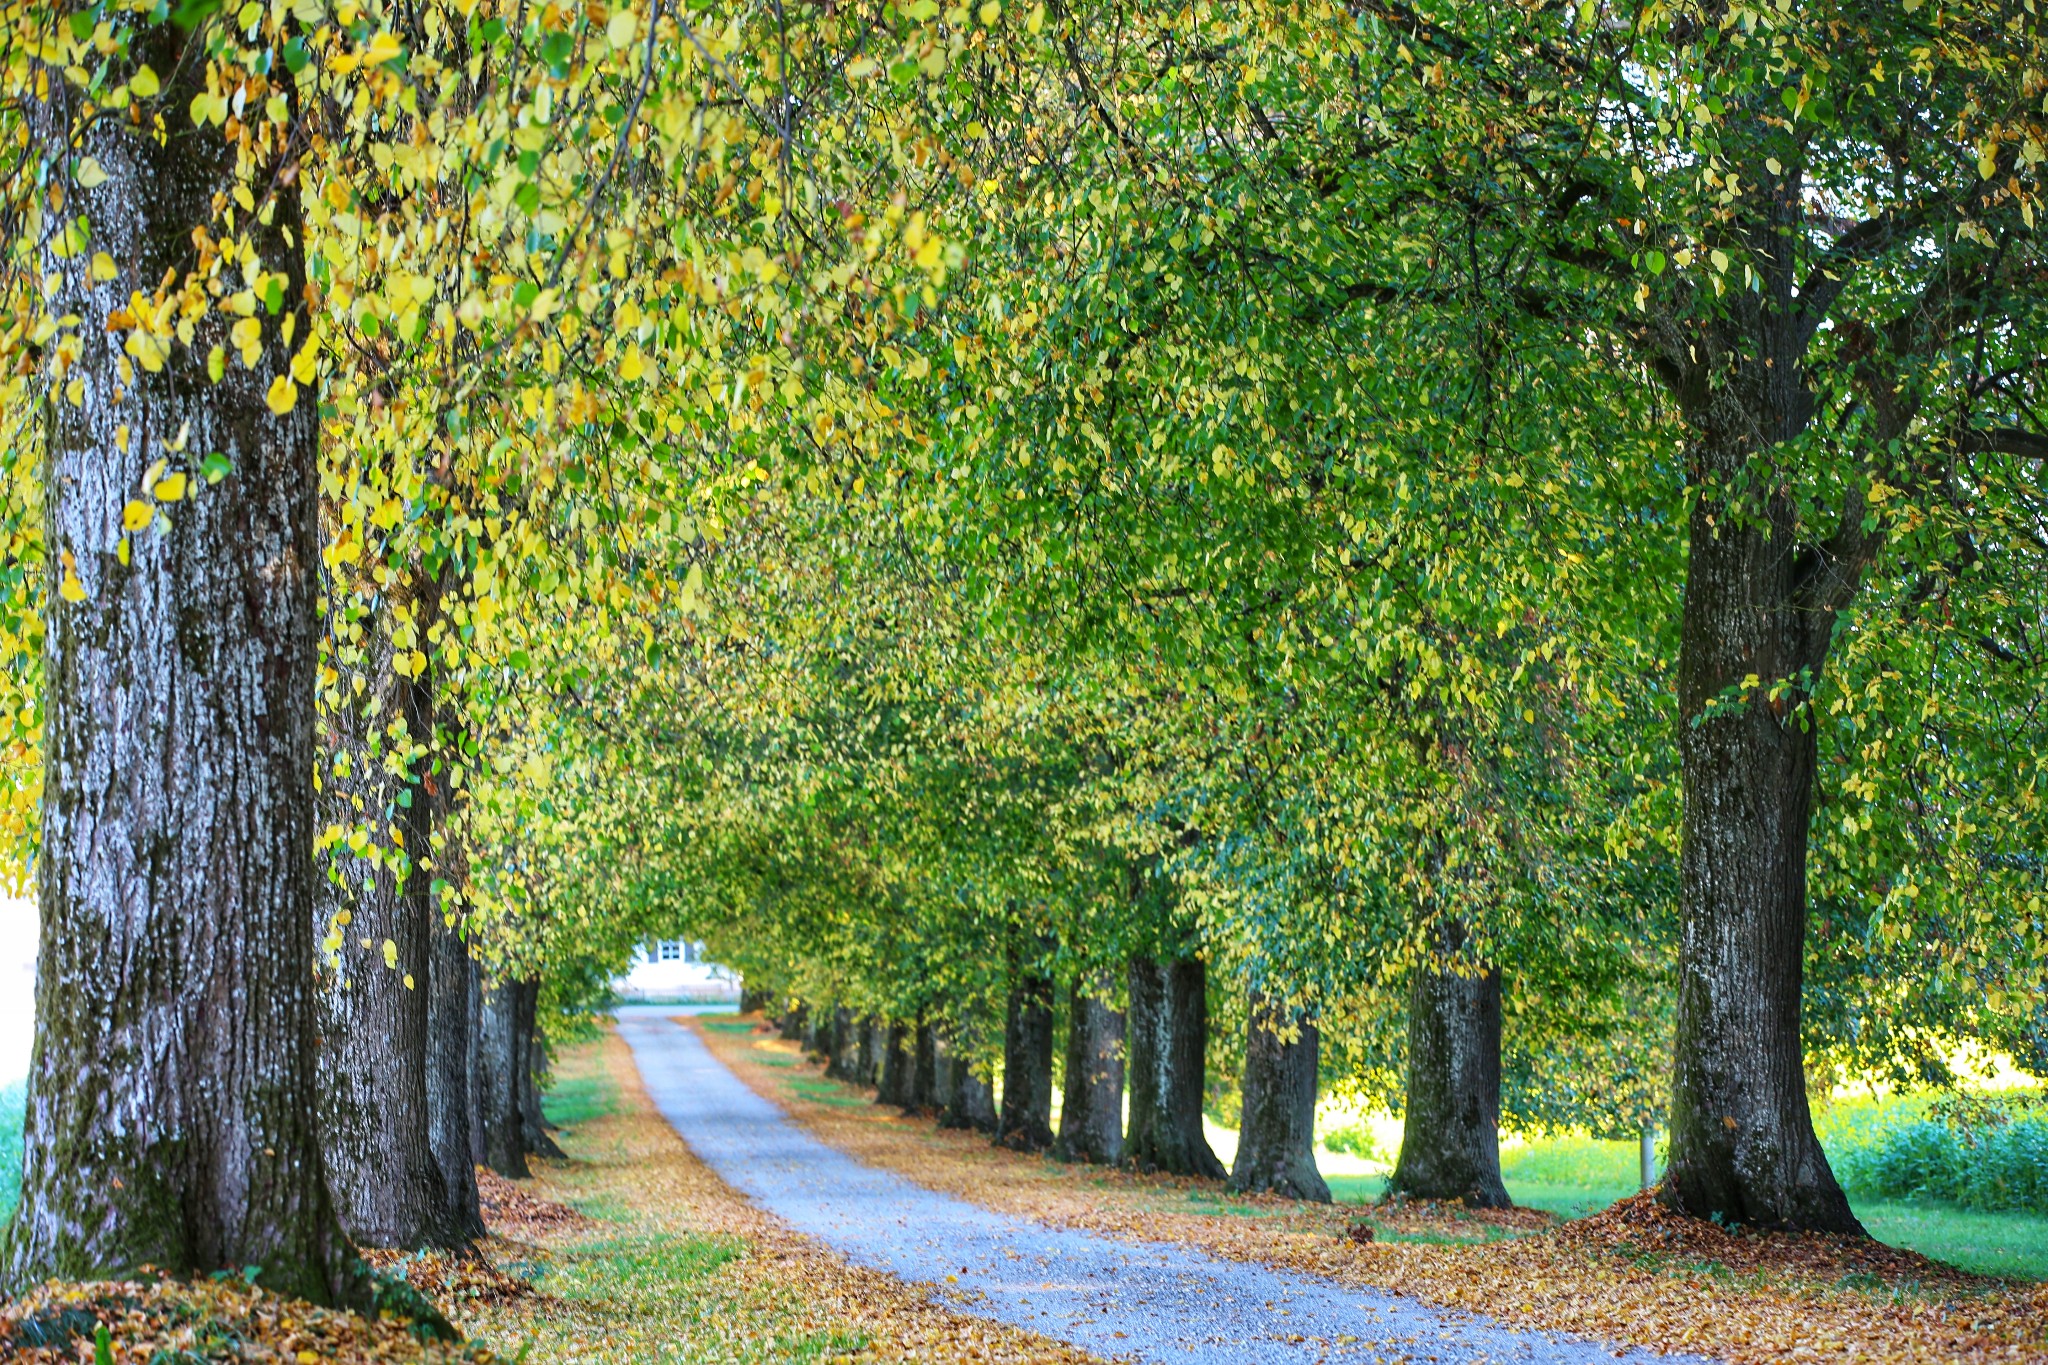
507 1232 870 1364
1331 1128 2048 1281
787 1077 871 1108
1856 1200 2048 1281
1325 1135 1643 1221
542 1059 618 1133
700 1015 761 1035
1501 1135 1642 1218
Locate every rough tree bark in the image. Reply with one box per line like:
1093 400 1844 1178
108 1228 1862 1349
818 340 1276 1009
1124 956 1225 1178
1663 415 1865 1232
938 1034 999 1133
424 917 485 1241
477 980 529 1178
1389 920 1509 1208
826 1006 857 1081
911 1020 939 1110
314 573 460 1249
779 1004 808 1043
420 696 483 1242
998 973 1056 1152
516 982 565 1161
857 1017 885 1088
3 26 363 1303
877 1021 915 1109
1230 994 1329 1201
464 957 489 1169
1054 983 1124 1165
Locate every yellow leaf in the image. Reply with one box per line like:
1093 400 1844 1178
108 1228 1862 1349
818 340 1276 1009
363 30 403 66
978 0 1001 23
619 344 646 382
153 472 188 502
265 374 298 414
60 571 85 603
606 9 636 46
122 499 153 531
403 973 416 990
382 939 398 969
130 65 160 98
74 157 108 190
90 252 119 282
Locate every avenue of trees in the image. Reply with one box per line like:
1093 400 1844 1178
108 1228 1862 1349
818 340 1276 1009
0 0 2041 1314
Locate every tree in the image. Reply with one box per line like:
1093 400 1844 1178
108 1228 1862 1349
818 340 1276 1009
1231 995 1330 1202
4 16 361 1302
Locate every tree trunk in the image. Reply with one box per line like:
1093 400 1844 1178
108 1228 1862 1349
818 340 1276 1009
741 985 772 1015
998 974 1056 1152
517 982 565 1161
314 574 459 1249
826 1006 858 1081
938 1034 999 1133
1230 994 1329 1201
878 1021 915 1108
425 919 485 1241
802 1009 826 1060
1054 984 1124 1165
1664 468 1861 1232
477 980 529 1178
1124 956 1225 1178
779 1004 807 1043
857 1017 884 1088
912 1020 940 1110
465 957 488 1169
4 33 361 1303
1389 922 1509 1208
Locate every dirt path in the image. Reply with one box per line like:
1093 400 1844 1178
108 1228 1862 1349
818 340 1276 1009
616 1009 1709 1365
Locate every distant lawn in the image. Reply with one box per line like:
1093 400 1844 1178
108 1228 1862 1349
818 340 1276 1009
1324 1172 1635 1221
543 1057 618 1133
1858 1200 2048 1281
1328 1133 2048 1281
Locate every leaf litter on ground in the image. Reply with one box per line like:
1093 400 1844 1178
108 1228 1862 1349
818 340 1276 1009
0 1027 1109 1364
697 1016 2048 1364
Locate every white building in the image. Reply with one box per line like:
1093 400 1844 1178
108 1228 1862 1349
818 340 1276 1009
614 939 739 1003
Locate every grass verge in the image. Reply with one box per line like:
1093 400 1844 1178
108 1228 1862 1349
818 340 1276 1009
461 1026 1104 1365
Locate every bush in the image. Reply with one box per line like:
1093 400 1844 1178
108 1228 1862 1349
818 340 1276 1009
1320 1122 1380 1160
1827 1110 2048 1215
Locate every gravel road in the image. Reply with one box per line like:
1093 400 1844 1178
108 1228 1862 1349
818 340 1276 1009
615 1008 1713 1365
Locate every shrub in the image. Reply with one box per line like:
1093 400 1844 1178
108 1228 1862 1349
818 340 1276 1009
1827 1109 2048 1216
1320 1123 1380 1161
